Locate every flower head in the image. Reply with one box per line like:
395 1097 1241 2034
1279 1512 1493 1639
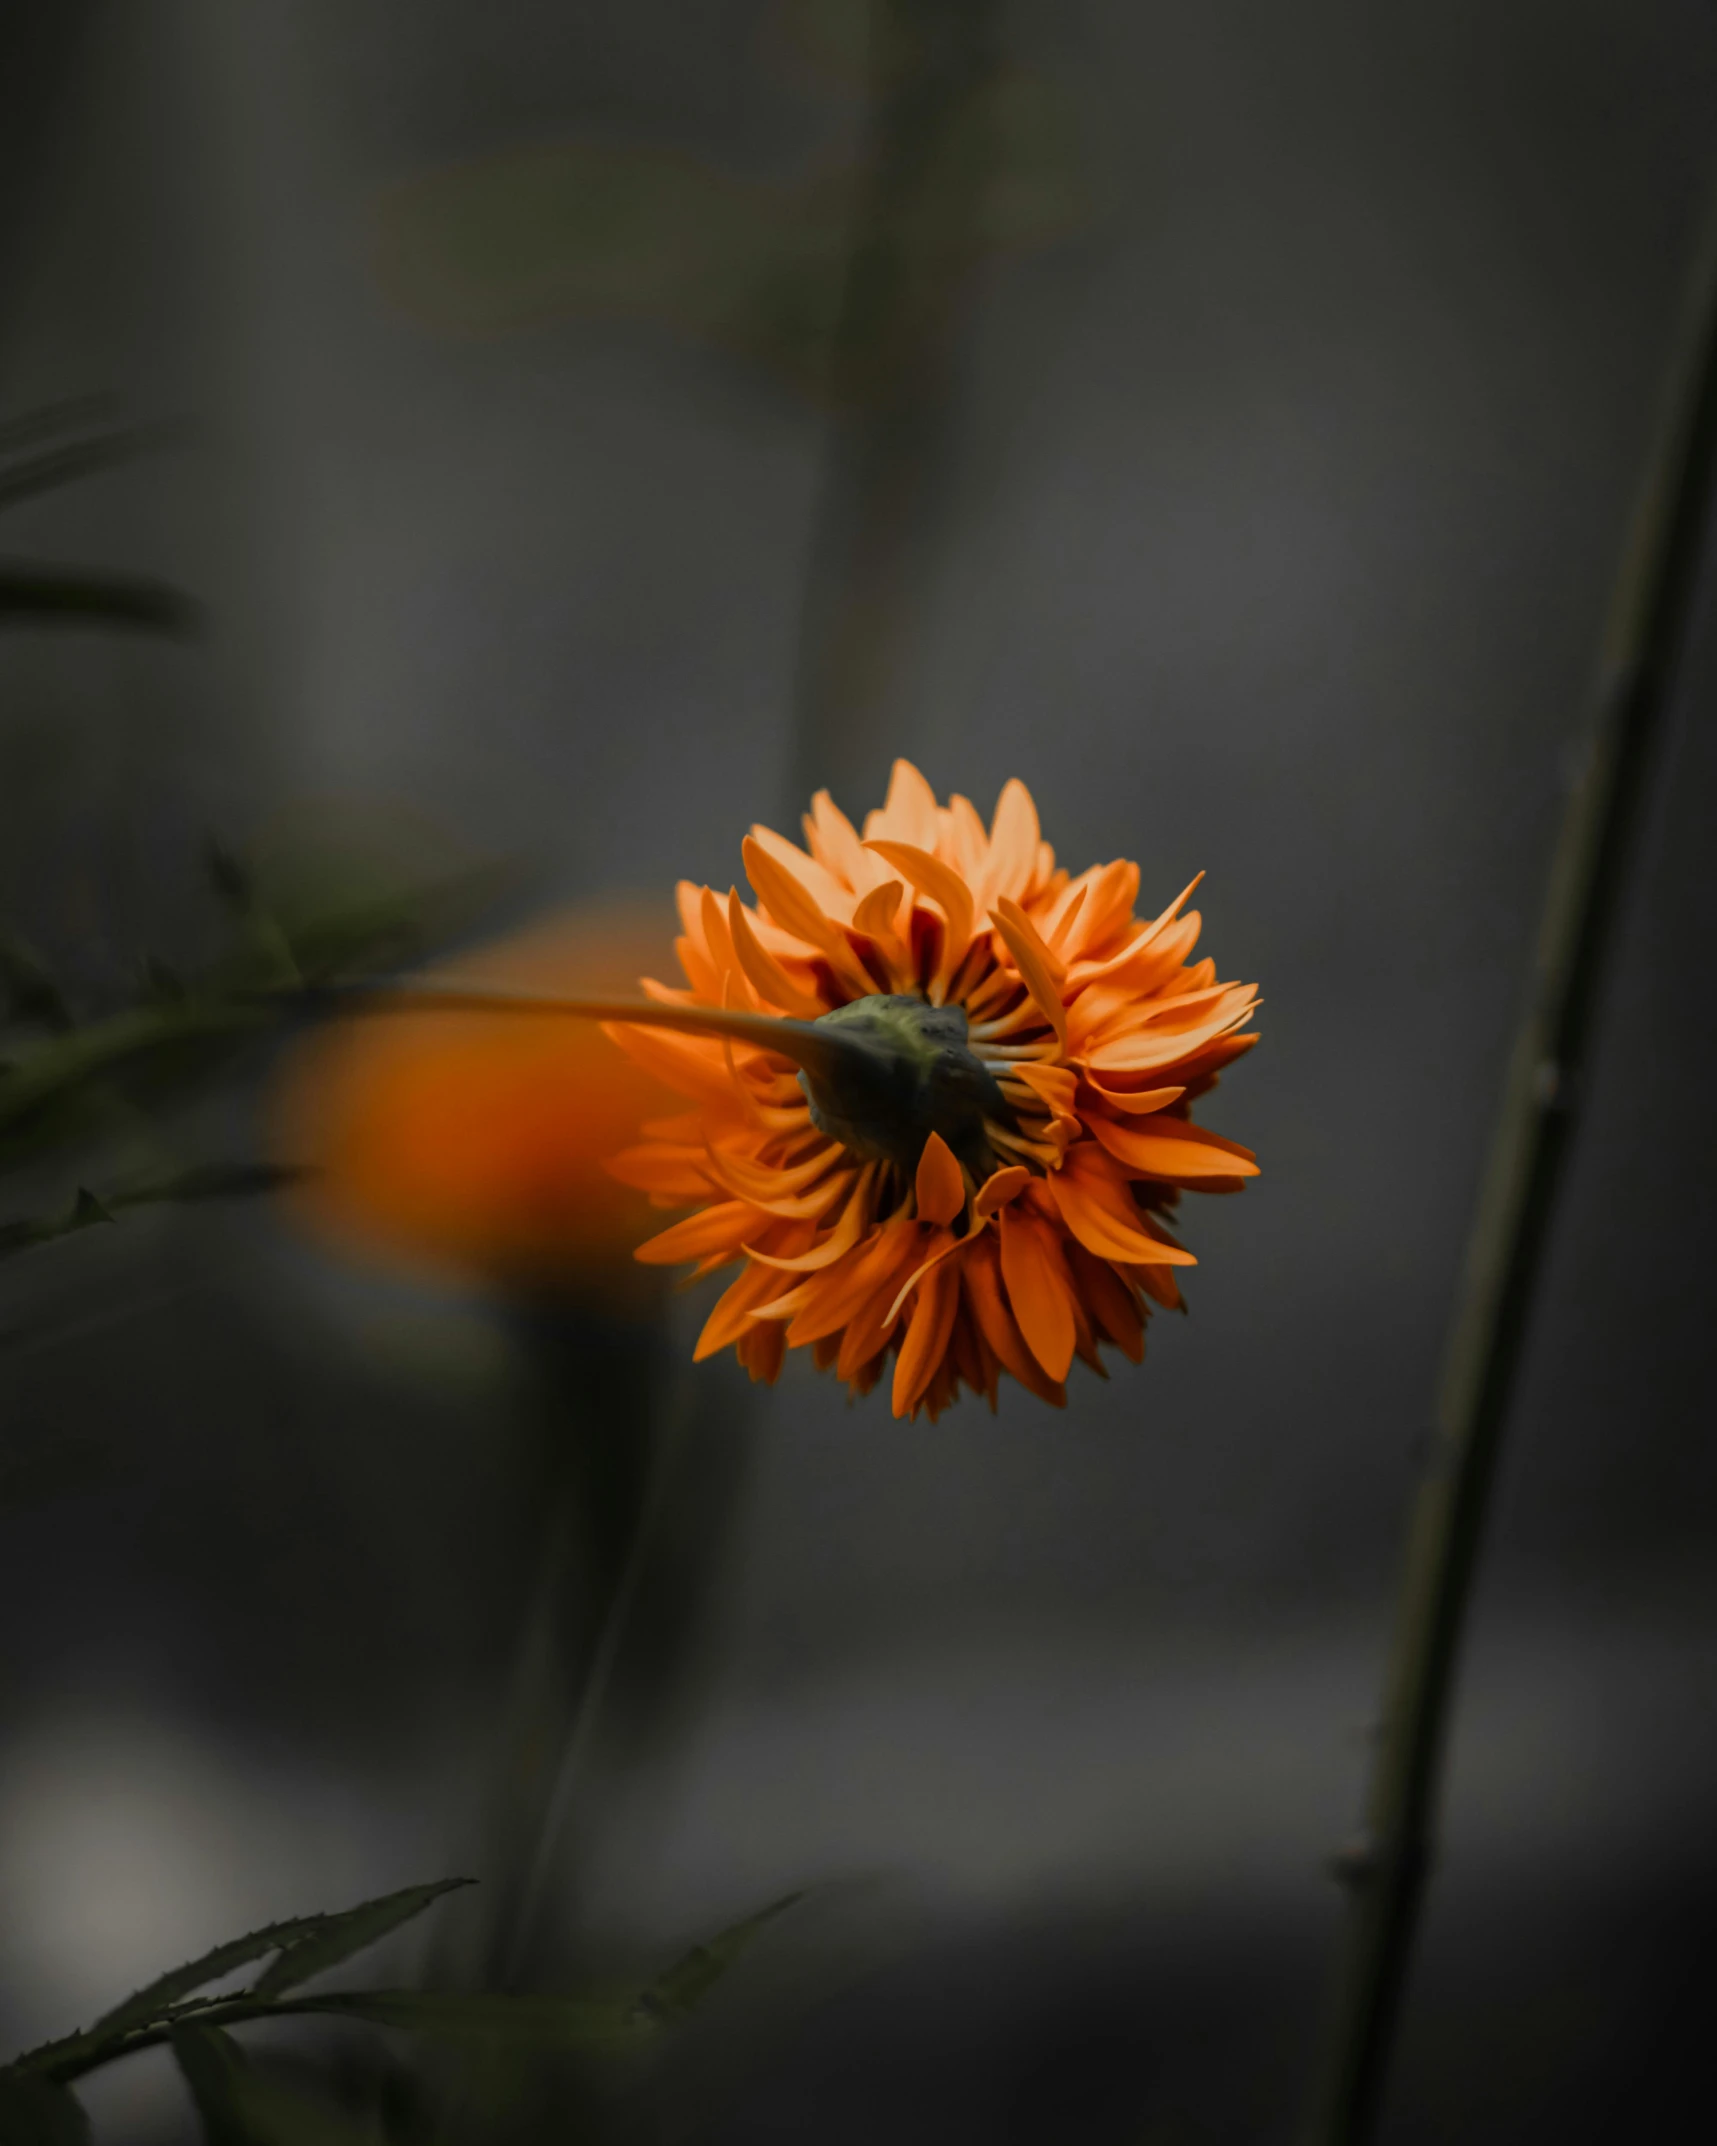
603 760 1259 1416
275 904 683 1303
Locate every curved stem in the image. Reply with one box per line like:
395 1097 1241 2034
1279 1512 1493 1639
343 984 860 1081
1300 202 1717 2146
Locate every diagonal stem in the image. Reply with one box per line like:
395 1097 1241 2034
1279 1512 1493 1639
1300 204 1717 2146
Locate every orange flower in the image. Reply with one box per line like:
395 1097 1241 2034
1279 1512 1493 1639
598 761 1259 1416
274 903 682 1303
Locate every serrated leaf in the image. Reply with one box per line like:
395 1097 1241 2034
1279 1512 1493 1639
291 1988 649 2051
0 2073 90 2144
634 1893 804 2019
88 1881 466 2039
89 1913 345 2039
248 1878 474 1997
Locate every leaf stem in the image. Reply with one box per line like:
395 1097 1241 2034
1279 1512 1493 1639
1300 205 1717 2146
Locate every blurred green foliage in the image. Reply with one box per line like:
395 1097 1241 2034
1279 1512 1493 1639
0 833 498 1248
0 1878 801 2141
0 396 502 1277
369 0 1084 403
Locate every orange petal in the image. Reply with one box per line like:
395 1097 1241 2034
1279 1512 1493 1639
704 1145 852 1219
1087 1113 1259 1181
884 1224 965 1325
604 1144 713 1200
982 778 1042 907
741 835 872 996
997 1202 1076 1380
746 821 855 920
801 790 872 890
674 882 727 999
865 840 975 995
1067 906 1202 1000
736 1314 787 1384
1081 1077 1186 1115
1166 1030 1261 1090
944 793 990 879
852 878 906 937
602 1020 736 1107
1039 881 1088 959
862 758 940 850
776 1217 916 1341
694 1258 794 1360
1064 1242 1147 1363
962 1238 1066 1405
1046 1144 1201 1264
745 1168 877 1270
726 889 828 1018
634 1199 757 1266
1002 1062 1079 1115
989 900 1069 1055
837 1246 926 1377
1085 998 1256 1074
914 1130 966 1225
973 1163 1031 1218
892 1258 961 1418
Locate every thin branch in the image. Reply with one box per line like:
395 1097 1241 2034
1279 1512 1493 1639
1300 204 1717 2146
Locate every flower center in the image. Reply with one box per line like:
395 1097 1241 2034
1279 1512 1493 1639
797 994 1014 1178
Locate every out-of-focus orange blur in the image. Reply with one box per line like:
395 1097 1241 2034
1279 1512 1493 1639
274 901 684 1302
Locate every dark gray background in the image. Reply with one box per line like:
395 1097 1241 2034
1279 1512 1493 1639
2 4 1715 2141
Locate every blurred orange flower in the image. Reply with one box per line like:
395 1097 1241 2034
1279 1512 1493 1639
600 760 1260 1416
274 903 681 1302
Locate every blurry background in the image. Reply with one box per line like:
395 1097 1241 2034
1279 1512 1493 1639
2 2 1716 2140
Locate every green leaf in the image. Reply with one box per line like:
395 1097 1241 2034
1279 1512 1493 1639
171 2027 379 2146
248 1879 475 1997
289 1988 650 2052
89 1881 469 2038
89 1917 341 2040
169 2024 254 2146
633 1893 804 2020
0 2073 90 2144
0 565 200 634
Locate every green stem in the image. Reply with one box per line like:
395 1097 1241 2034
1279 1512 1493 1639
787 0 1004 811
1301 207 1717 2146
